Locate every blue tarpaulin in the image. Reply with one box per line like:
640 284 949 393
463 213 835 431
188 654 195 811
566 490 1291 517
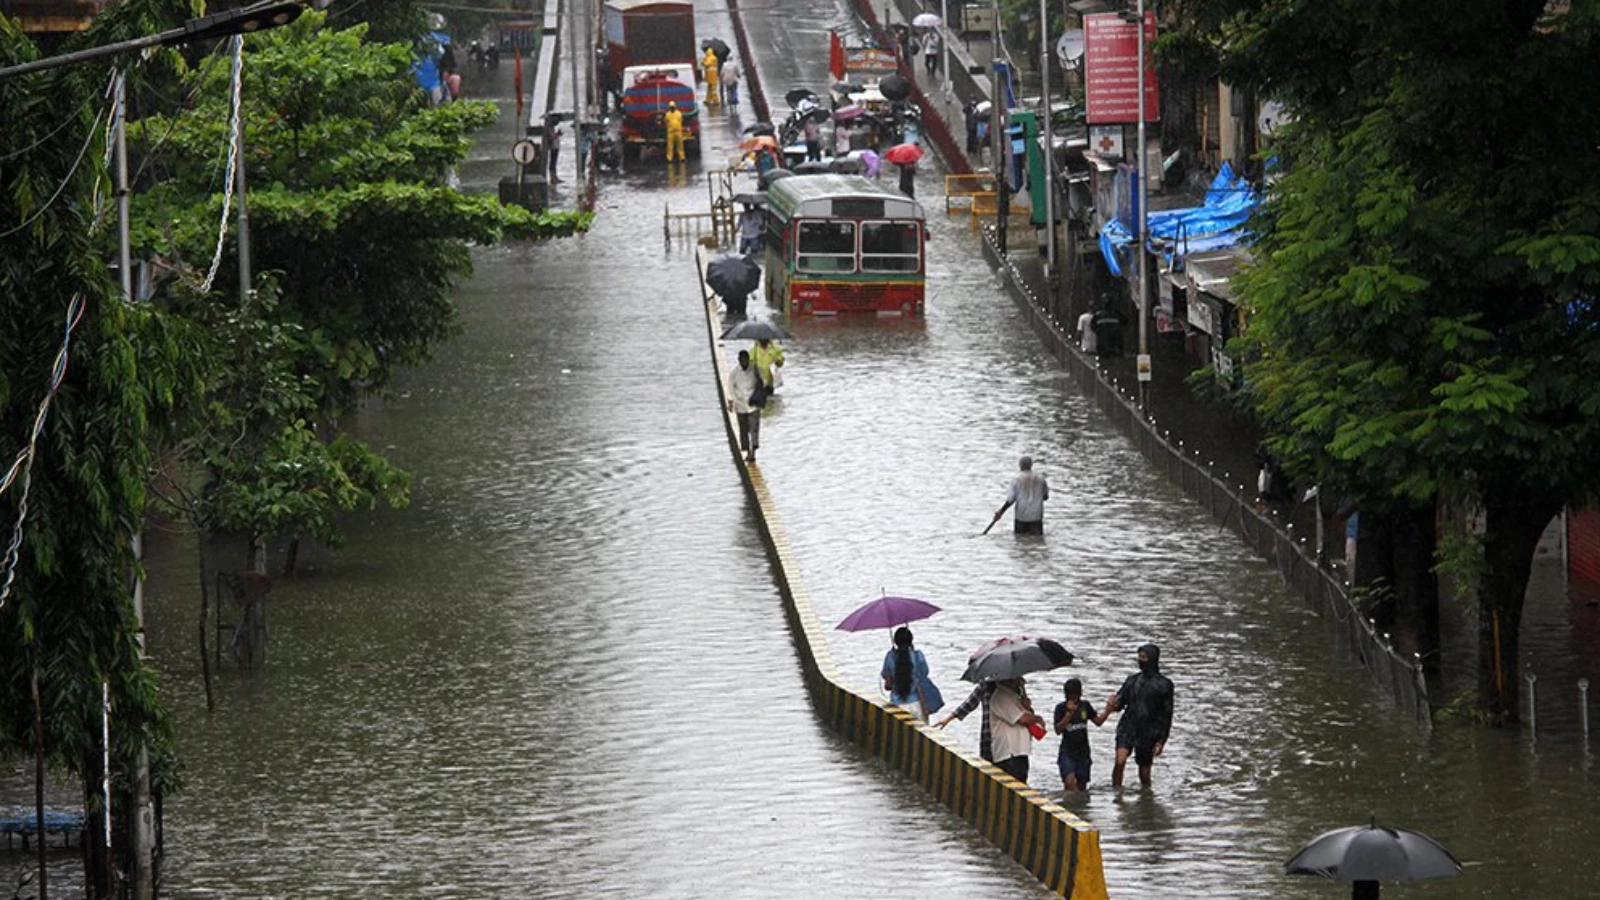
1099 162 1258 276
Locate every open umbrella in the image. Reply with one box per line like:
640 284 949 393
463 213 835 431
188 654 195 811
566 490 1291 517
884 142 923 166
974 99 993 116
731 192 767 206
912 12 941 27
1286 821 1463 899
743 121 777 135
721 318 791 341
833 80 867 95
700 37 732 62
960 636 1074 682
759 167 795 188
832 104 868 121
740 134 779 151
785 87 819 108
705 255 762 299
878 73 912 102
793 160 833 174
836 595 940 632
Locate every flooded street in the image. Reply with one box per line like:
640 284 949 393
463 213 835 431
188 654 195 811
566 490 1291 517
35 1 1594 898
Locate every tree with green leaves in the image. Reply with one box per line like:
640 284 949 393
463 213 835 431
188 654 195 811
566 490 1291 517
1196 0 1600 722
130 11 587 575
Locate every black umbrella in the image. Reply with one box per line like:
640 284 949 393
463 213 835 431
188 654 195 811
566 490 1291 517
700 37 731 62
878 73 912 102
731 192 767 206
792 160 833 174
743 121 777 136
1286 821 1463 899
833 80 867 94
705 255 762 299
759 168 795 188
785 87 819 108
828 156 862 174
960 636 1074 683
721 318 791 341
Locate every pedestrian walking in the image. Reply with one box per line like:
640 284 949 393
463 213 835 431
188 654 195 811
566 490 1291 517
1054 678 1108 792
803 116 822 162
723 58 742 106
726 350 765 463
1104 643 1175 790
935 677 1042 784
751 337 784 394
547 122 562 182
881 626 937 721
897 160 916 198
664 102 686 162
989 455 1049 534
737 204 764 256
921 29 941 77
702 46 721 107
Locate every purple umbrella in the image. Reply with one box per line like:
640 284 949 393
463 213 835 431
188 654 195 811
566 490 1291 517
836 595 941 632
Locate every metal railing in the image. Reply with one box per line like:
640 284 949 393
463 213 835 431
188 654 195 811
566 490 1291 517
980 225 1434 732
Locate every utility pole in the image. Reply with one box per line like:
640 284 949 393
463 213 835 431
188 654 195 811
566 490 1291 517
232 35 253 312
989 0 1007 253
567 0 580 185
1039 0 1057 314
1135 0 1150 407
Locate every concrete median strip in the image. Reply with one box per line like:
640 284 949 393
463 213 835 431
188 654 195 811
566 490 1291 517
695 247 1109 899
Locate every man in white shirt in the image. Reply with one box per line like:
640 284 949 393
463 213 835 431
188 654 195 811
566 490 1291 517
992 455 1049 534
726 350 763 463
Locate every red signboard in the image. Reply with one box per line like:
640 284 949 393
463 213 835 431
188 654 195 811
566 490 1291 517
1084 12 1159 125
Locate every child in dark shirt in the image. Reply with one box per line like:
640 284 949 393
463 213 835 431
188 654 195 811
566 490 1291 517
1054 678 1110 792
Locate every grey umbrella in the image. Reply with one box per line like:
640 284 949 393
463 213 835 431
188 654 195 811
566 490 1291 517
701 37 731 63
759 168 795 188
721 319 790 341
1286 821 1463 899
960 636 1074 683
705 255 762 298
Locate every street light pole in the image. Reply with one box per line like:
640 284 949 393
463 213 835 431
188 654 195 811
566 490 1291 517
1039 0 1057 310
1135 0 1150 407
989 0 1007 253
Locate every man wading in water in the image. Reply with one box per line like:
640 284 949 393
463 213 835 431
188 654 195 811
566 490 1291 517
989 455 1049 534
1104 643 1175 790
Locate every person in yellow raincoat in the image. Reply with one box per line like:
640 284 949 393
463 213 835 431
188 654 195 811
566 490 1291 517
664 101 686 162
751 338 784 393
702 47 720 106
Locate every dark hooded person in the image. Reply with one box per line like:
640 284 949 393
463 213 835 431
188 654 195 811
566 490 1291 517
1104 643 1175 790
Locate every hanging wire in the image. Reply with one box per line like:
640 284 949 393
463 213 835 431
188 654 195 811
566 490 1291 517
0 293 90 612
200 34 244 294
0 71 118 241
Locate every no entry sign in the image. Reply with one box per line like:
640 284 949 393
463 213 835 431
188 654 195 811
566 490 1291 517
1084 12 1159 125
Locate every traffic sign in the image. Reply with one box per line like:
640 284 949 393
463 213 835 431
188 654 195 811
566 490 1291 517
512 140 538 165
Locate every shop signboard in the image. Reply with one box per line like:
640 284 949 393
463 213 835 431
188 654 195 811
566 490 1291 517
1083 12 1159 125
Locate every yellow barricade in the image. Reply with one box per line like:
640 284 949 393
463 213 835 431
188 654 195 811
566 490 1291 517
945 173 997 214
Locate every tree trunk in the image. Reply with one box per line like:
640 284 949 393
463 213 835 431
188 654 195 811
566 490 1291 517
198 544 214 712
32 664 48 900
1366 503 1441 673
1478 496 1562 724
82 749 113 899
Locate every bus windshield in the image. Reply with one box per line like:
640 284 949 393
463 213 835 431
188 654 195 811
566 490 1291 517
797 221 856 273
861 221 920 272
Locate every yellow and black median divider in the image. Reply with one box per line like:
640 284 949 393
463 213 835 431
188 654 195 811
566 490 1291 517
695 248 1110 899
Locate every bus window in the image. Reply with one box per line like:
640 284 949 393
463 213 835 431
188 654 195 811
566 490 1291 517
797 221 857 274
860 221 920 272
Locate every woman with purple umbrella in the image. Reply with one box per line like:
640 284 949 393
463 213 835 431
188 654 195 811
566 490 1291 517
881 626 931 720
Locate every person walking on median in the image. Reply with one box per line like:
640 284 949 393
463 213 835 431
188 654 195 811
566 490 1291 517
1104 643 1175 790
881 626 934 721
723 57 741 107
727 350 764 463
1054 677 1109 792
664 102 686 162
921 28 940 77
990 455 1049 534
935 677 1043 784
702 46 721 107
751 337 784 394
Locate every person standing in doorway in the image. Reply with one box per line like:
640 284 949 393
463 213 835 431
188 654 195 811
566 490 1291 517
726 350 763 463
991 455 1049 534
1104 643 1175 790
664 102 686 162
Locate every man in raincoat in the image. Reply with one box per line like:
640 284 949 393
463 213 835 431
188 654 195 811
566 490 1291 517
751 337 784 393
702 47 720 106
1104 643 1175 790
664 102 686 162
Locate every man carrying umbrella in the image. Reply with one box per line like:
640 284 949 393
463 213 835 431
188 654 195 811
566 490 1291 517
1104 643 1176 790
935 677 1043 784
